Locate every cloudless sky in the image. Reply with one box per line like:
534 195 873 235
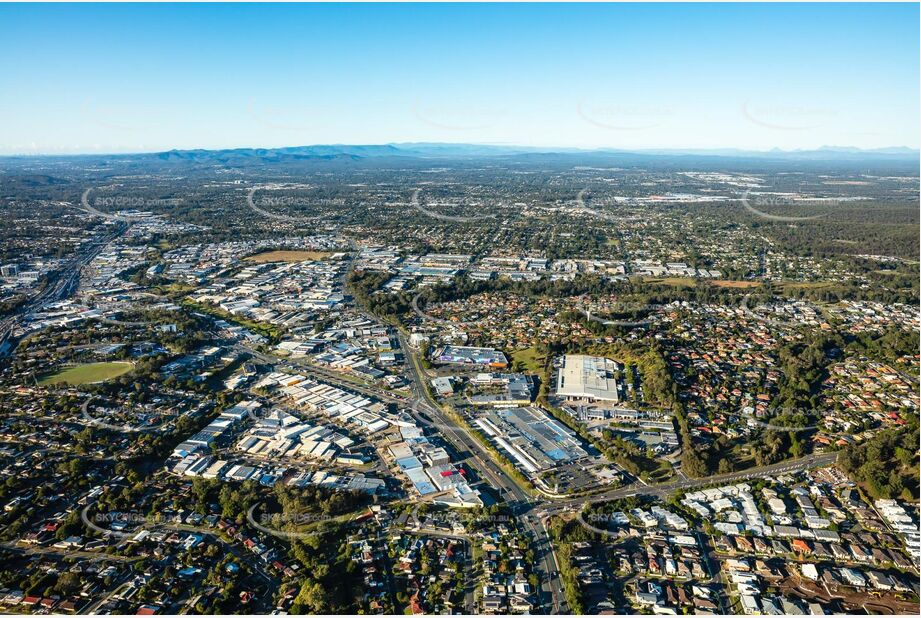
0 2 918 154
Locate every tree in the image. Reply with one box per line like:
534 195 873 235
293 581 330 613
681 448 709 478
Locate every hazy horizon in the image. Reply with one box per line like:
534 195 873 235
1 2 918 155
2 141 920 159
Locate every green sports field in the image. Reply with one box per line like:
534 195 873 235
39 361 134 386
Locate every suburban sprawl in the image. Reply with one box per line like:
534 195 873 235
0 144 917 615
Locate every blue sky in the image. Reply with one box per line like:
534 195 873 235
0 2 918 154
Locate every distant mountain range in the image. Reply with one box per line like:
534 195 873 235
154 144 403 163
147 142 919 163
2 143 918 165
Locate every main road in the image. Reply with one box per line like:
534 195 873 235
396 330 840 612
557 451 839 519
396 330 569 614
0 223 127 357
238 274 840 614
232 342 408 406
233 326 566 611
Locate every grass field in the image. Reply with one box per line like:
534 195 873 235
40 361 134 385
511 345 545 373
640 276 697 287
711 280 762 289
244 250 334 263
640 277 831 291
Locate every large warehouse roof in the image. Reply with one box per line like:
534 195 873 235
555 354 620 402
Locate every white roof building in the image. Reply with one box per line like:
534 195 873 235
801 563 819 581
555 354 620 402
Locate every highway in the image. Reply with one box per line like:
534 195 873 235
0 223 127 357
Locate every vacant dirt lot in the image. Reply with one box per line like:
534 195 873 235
244 250 334 263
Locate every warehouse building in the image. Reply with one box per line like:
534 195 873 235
554 354 621 403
